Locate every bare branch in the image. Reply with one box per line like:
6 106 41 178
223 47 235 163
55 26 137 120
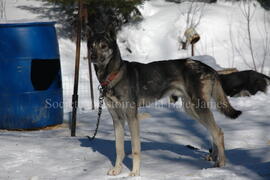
239 0 257 71
0 0 7 21
178 0 206 49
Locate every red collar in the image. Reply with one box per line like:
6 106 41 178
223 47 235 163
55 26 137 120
100 72 119 87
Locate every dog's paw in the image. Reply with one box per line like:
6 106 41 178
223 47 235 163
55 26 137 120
213 160 225 168
129 170 140 177
204 154 213 161
107 166 122 176
204 154 218 162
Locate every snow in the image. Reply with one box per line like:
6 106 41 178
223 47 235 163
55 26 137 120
1 0 270 179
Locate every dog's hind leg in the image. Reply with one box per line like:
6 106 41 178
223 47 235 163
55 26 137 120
199 110 225 167
200 79 226 167
107 107 126 176
182 98 219 163
126 108 141 176
190 101 225 167
184 77 226 167
195 78 226 166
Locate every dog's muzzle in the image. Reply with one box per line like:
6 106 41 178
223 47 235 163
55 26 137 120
90 53 99 64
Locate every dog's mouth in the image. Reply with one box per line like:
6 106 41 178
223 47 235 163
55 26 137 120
90 51 113 65
91 57 107 65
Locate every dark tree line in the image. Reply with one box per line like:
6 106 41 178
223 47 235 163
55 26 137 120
37 0 144 39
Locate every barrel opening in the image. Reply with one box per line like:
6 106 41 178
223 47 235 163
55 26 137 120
31 59 60 91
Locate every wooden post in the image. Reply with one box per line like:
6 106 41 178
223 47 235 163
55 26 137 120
184 27 200 57
88 47 95 110
192 44 195 56
83 4 95 110
71 0 83 137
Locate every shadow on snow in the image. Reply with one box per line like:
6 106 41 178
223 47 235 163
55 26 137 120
79 106 270 179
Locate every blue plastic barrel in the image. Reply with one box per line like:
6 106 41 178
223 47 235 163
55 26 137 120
0 21 63 129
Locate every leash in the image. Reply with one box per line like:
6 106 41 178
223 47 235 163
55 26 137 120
87 85 106 141
86 71 119 141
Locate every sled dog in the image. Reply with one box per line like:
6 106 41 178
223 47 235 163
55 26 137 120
88 33 242 176
219 70 270 97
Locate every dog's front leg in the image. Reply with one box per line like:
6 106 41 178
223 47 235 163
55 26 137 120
107 107 125 176
127 109 141 176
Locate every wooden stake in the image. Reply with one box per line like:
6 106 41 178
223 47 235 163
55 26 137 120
192 43 195 56
83 4 95 110
88 48 95 110
71 0 83 137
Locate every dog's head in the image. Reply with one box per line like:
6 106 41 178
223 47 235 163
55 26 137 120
88 33 117 66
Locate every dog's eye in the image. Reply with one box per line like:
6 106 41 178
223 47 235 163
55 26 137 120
100 43 108 49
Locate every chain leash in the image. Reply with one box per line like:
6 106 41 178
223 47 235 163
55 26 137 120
87 85 106 141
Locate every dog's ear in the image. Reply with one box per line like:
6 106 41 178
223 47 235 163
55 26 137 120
106 27 117 40
87 27 94 39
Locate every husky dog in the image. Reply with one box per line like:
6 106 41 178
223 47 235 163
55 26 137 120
219 70 270 97
88 33 241 176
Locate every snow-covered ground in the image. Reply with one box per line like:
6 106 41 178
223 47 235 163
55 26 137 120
0 0 270 179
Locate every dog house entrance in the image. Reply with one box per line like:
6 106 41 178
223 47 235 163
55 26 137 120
31 59 60 91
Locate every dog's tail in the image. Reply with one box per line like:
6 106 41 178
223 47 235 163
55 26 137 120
212 78 242 119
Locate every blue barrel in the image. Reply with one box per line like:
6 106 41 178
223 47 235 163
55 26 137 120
0 21 63 129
